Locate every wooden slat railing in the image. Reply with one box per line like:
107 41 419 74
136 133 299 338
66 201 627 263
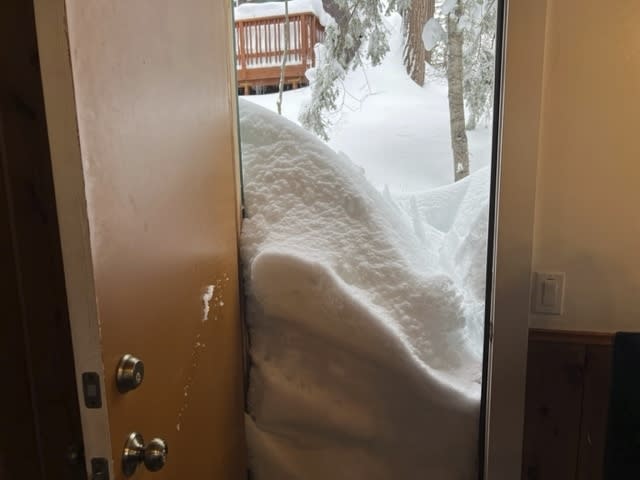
235 12 324 92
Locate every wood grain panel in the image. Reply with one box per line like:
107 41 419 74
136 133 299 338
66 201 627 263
529 329 614 346
522 341 586 479
522 330 614 480
577 345 612 479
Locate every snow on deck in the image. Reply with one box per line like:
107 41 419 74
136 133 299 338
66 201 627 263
234 0 330 26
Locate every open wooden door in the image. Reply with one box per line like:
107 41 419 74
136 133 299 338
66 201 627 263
32 1 245 479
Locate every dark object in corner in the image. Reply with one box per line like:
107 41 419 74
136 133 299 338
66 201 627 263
604 332 640 478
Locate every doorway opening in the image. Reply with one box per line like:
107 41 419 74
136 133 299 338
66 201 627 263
232 1 504 478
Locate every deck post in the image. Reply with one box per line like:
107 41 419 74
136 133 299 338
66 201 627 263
301 14 309 69
238 21 247 77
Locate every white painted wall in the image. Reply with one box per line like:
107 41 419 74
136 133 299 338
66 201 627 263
530 0 640 333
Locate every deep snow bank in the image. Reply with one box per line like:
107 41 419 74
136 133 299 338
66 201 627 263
240 98 486 479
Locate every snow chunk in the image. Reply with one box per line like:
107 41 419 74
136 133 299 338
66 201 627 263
422 17 445 51
239 99 481 479
441 0 458 15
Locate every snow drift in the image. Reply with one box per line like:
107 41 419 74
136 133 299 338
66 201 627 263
239 98 489 479
395 167 491 358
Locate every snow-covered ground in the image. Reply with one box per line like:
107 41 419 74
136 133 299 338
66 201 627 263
238 6 493 479
245 12 493 193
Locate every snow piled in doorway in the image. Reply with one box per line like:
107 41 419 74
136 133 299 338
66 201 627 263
240 98 489 479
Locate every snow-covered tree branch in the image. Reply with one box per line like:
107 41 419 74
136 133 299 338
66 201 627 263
299 0 391 140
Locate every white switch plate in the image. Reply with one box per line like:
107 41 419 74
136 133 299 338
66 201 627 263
532 272 565 315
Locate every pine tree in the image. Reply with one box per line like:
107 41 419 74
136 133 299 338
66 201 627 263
462 0 497 130
321 0 362 68
298 43 343 140
299 0 391 140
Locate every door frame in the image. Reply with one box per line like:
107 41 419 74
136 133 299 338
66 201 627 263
33 0 114 472
484 0 549 477
12 0 549 477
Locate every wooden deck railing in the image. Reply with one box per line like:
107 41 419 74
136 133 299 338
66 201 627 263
235 12 324 93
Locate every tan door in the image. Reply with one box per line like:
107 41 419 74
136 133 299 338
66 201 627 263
33 1 245 479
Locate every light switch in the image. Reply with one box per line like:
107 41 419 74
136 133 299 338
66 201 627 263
541 278 558 307
533 272 565 315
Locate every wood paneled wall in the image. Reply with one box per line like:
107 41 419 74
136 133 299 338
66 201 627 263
522 330 613 480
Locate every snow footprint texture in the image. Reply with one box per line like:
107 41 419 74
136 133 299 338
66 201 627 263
239 99 482 479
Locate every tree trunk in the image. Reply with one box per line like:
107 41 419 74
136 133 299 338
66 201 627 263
277 0 290 115
402 0 436 85
447 2 470 182
403 0 428 86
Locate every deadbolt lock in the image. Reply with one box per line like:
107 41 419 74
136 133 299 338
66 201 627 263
116 354 144 393
122 432 168 476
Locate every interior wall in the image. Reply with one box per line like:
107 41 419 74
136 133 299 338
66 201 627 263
530 0 640 332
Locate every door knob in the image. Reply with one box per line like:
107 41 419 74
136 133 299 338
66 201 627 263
116 354 144 392
122 432 168 476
